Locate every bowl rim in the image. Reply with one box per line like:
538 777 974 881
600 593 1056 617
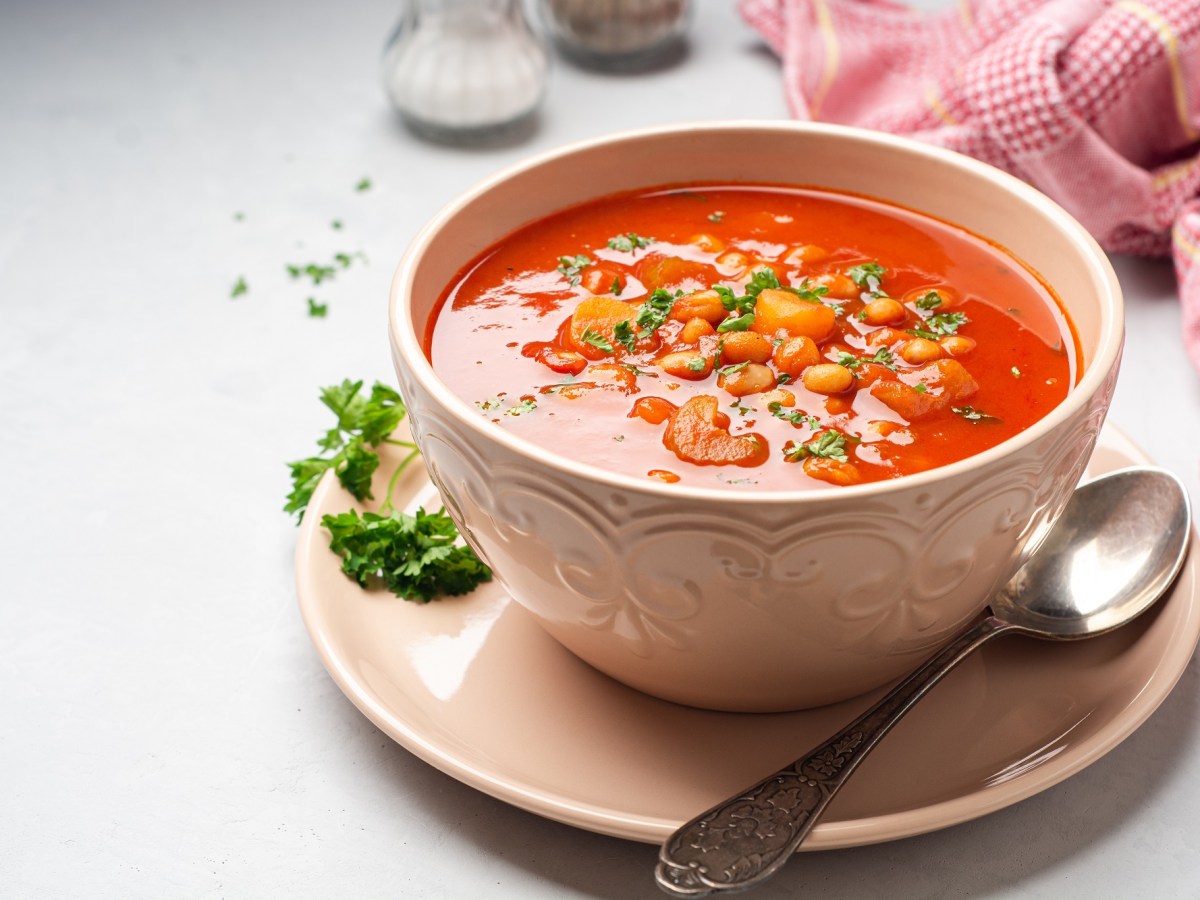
388 119 1124 505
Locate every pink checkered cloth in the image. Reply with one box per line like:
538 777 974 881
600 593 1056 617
741 0 1200 372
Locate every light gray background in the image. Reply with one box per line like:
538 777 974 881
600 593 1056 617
3 1 1198 897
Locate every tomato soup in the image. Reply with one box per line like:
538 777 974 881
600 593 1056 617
426 184 1077 490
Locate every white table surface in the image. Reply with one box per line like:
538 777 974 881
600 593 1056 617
4 1 1199 897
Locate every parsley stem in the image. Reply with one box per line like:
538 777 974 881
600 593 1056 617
382 438 419 448
380 447 421 516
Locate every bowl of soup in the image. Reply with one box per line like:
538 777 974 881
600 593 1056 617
388 121 1122 712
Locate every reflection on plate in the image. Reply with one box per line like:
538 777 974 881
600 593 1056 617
295 424 1199 849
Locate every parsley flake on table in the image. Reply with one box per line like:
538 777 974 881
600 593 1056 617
321 507 491 602
230 275 248 298
306 298 328 318
606 232 654 253
355 177 372 192
288 262 339 286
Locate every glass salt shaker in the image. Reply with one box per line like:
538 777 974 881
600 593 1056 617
536 0 693 70
382 0 549 144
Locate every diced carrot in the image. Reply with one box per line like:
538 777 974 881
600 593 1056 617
751 288 835 342
568 296 639 359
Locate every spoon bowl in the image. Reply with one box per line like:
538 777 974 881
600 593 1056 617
656 466 1192 896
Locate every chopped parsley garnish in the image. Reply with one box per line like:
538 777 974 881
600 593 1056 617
508 398 538 415
606 232 654 253
716 361 750 377
611 276 623 296
914 291 943 310
837 346 897 372
783 431 849 463
911 311 968 339
715 285 754 316
285 380 411 520
847 262 887 289
355 177 372 192
307 298 328 318
952 405 999 422
621 364 658 378
613 320 637 352
768 402 820 429
1011 366 1022 378
913 383 928 393
791 277 831 303
708 211 726 223
745 266 784 298
716 312 755 333
580 327 614 354
331 219 343 230
686 356 708 373
634 289 678 337
233 211 245 222
556 254 592 287
321 506 492 602
476 397 502 411
231 276 248 298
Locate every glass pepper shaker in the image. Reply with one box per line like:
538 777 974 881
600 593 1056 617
382 0 549 144
536 0 693 71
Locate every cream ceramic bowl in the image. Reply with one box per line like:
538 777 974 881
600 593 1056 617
389 121 1123 713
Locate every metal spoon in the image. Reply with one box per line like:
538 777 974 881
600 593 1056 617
656 466 1192 897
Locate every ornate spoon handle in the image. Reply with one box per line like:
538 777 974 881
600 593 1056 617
655 615 1017 896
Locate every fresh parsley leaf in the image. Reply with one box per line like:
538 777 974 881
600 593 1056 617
837 346 897 372
634 289 677 337
613 320 637 352
622 363 658 378
768 402 820 429
686 356 708 373
231 276 248 298
307 298 328 318
321 506 492 602
716 361 750 377
952 405 999 422
714 285 755 316
914 291 943 310
925 312 968 335
580 327 614 354
783 431 849 463
556 254 592 286
716 312 755 333
847 262 886 289
285 380 408 519
606 232 654 253
611 276 623 297
745 266 783 297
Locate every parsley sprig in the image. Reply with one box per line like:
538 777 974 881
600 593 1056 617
632 288 678 338
322 507 492 602
285 380 414 519
287 379 493 601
